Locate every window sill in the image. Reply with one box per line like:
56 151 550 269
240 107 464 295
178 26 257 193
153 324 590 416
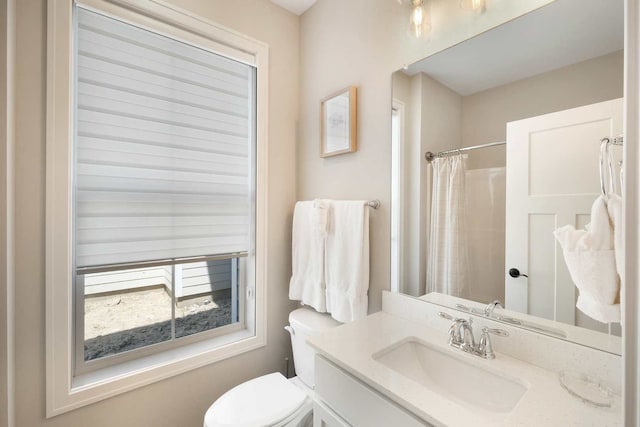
49 328 263 417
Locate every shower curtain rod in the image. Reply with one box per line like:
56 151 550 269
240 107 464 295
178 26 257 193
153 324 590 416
424 140 506 162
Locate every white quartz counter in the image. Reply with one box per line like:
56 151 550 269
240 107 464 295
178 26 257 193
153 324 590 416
307 312 621 427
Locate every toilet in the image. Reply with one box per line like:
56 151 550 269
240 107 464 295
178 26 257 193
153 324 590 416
203 307 341 427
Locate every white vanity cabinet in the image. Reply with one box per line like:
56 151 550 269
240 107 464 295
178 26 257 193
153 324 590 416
313 399 351 427
313 355 431 427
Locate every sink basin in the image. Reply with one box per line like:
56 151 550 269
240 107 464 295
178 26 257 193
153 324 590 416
372 338 528 413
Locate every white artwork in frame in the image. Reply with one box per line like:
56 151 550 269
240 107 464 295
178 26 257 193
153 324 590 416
321 86 357 157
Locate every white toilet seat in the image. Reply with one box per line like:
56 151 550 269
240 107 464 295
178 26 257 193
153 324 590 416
203 373 312 427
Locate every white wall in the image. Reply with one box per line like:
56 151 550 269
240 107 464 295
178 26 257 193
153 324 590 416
11 0 298 426
298 0 555 312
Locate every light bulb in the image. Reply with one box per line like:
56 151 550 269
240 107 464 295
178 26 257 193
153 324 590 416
460 0 486 12
409 0 431 38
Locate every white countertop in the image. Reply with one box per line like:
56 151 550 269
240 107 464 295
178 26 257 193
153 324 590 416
307 312 621 427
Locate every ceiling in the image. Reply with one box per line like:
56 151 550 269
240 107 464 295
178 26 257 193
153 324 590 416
270 0 318 15
404 0 624 96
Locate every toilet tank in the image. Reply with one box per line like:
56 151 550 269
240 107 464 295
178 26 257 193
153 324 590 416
288 308 340 388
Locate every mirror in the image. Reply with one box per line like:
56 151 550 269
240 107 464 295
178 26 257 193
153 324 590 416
391 0 624 354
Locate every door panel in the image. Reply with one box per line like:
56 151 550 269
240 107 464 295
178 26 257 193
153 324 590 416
505 98 623 327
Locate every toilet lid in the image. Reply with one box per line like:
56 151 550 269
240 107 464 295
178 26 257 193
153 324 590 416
204 373 308 427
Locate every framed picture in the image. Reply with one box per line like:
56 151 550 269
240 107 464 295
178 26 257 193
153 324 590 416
320 86 357 157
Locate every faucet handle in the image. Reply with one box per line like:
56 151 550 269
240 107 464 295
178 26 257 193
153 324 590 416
484 328 508 337
478 327 509 359
440 312 467 346
446 318 465 345
438 311 454 320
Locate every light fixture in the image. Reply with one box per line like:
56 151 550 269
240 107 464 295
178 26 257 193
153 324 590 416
409 0 431 38
460 0 486 12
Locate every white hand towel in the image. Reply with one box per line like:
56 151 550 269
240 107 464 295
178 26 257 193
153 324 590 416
289 201 327 312
324 200 370 323
553 196 620 323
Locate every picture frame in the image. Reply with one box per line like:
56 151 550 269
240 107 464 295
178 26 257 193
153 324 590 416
320 86 357 157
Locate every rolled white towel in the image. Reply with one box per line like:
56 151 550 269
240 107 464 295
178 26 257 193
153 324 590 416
606 193 623 280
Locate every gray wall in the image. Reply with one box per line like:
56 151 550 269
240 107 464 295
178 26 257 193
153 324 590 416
85 260 233 298
0 0 14 426
462 50 624 170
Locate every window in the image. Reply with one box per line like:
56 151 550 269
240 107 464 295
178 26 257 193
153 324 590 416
46 0 268 416
73 5 254 371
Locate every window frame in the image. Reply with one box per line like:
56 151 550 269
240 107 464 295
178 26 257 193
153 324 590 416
46 0 269 417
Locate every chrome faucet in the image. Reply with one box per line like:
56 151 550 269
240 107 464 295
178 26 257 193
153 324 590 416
484 300 504 317
447 318 474 349
453 318 476 351
439 312 508 359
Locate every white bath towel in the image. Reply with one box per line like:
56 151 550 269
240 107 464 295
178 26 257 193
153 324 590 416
553 196 620 323
324 200 370 323
313 199 328 237
289 201 327 313
607 193 624 326
607 193 624 281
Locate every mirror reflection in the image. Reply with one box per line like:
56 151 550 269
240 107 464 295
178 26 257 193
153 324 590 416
391 0 624 351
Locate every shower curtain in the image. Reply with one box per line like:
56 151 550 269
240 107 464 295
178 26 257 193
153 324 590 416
426 154 469 297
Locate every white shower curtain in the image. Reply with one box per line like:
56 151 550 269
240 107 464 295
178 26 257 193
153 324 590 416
426 154 469 297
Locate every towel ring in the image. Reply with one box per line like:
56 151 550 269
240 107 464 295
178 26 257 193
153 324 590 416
599 138 620 200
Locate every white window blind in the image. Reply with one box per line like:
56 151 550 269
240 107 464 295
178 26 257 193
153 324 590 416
74 7 255 268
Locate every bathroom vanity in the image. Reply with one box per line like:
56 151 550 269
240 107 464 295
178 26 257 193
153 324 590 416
308 292 621 426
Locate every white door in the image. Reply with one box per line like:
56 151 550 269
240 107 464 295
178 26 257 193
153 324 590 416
505 98 623 326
